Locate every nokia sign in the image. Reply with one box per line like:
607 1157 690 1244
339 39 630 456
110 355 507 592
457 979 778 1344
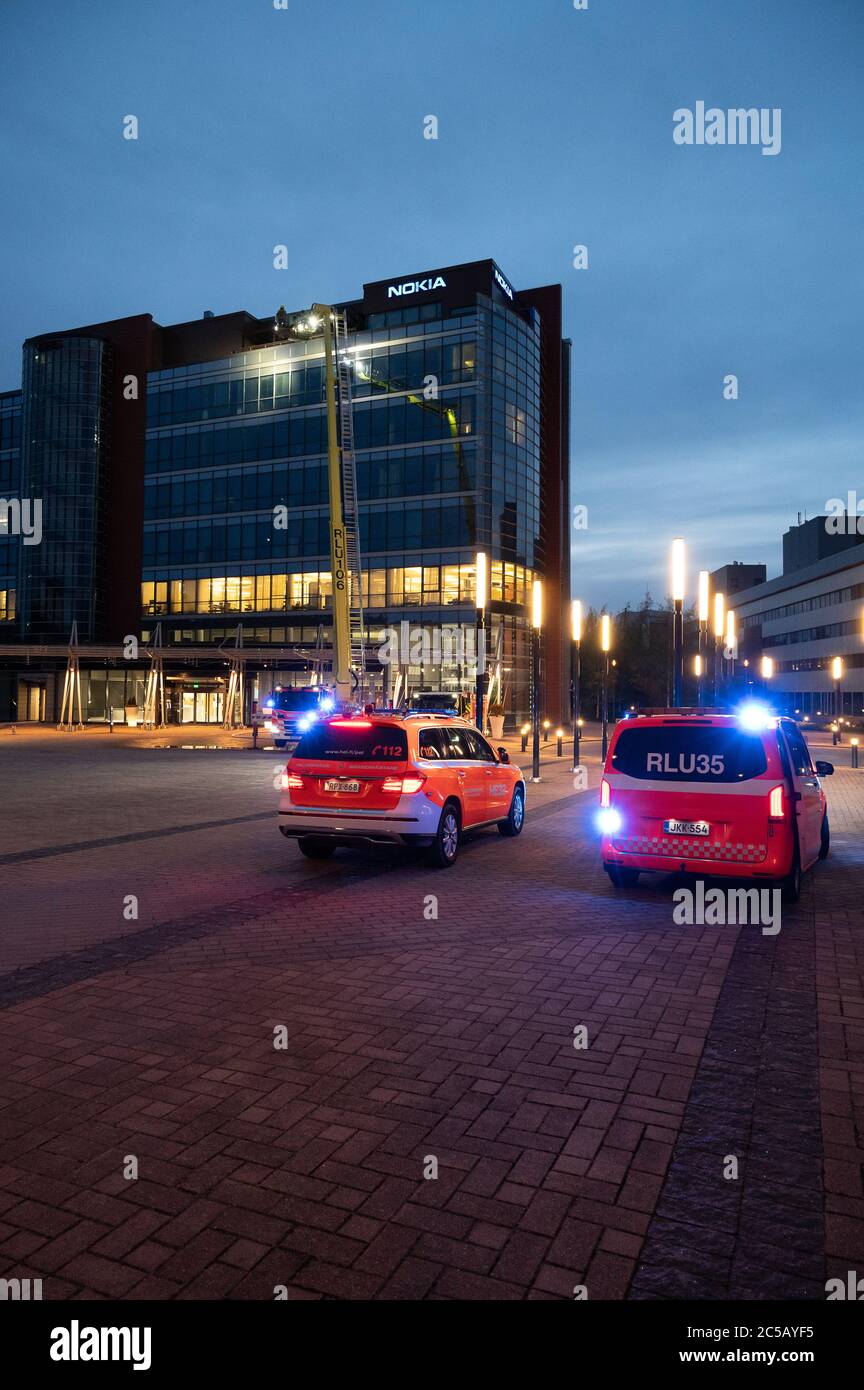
493 266 514 300
387 275 447 299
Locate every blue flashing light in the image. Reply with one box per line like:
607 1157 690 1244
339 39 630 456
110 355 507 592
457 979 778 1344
597 808 622 835
320 696 335 712
737 702 775 733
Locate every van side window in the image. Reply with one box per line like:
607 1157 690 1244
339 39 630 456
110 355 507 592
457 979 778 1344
782 723 813 776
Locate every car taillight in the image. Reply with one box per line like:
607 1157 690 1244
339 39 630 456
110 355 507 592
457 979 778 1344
600 778 611 808
281 772 304 790
768 785 785 819
381 773 427 794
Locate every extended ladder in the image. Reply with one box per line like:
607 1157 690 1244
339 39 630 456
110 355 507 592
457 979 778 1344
333 311 367 698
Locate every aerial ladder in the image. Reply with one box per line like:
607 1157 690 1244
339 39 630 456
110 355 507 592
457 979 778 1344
286 304 366 706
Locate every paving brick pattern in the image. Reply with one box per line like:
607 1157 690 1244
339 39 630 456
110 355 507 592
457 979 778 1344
0 740 862 1300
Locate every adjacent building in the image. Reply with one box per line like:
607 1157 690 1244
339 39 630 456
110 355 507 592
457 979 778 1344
0 259 571 724
730 517 864 716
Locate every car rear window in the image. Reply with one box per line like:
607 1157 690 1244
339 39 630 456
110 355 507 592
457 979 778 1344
611 725 768 782
293 724 408 761
270 690 321 712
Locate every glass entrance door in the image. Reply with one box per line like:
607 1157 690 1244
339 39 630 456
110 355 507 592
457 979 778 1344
180 689 224 723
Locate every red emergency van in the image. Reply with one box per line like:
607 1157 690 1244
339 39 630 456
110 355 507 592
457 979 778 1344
598 708 833 901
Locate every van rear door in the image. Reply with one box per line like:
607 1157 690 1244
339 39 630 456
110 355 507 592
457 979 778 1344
609 723 774 860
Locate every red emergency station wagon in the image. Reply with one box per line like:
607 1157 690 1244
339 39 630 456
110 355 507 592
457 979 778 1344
598 708 833 901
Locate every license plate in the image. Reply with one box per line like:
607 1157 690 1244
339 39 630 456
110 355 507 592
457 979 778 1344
664 819 709 836
325 779 360 794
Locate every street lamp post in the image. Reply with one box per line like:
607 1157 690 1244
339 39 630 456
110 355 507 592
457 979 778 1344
697 570 709 708
600 612 612 761
713 591 725 704
531 579 542 783
832 655 843 721
725 608 737 694
571 599 582 772
475 551 487 734
671 538 686 707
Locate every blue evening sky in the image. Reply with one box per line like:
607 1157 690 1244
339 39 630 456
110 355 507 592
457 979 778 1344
1 0 861 608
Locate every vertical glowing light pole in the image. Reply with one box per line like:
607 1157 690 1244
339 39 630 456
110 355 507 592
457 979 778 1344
571 599 582 772
475 551 487 735
760 654 774 702
600 612 612 761
671 538 686 707
697 570 710 707
713 591 725 704
832 655 844 721
725 608 737 693
531 578 543 783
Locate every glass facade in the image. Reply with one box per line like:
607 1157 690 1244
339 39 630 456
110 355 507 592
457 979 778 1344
18 337 112 642
142 293 543 713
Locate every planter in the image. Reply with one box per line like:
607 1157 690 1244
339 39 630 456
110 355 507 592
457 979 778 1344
489 714 505 741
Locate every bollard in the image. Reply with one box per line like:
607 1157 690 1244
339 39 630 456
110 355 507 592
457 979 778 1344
252 722 259 750
556 729 563 757
852 738 859 769
520 723 529 753
543 720 550 743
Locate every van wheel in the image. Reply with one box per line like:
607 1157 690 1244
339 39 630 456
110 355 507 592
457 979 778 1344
298 837 336 860
605 864 639 888
782 850 802 903
818 812 830 860
498 786 525 837
427 802 460 868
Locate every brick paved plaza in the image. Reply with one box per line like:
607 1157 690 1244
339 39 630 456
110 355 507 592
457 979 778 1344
0 726 862 1300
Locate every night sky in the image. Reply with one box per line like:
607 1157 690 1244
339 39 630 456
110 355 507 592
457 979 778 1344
2 0 861 608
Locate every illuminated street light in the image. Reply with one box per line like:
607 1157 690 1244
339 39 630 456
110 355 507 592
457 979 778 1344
761 655 774 680
571 599 582 771
712 590 725 704
600 612 612 761
530 579 543 782
698 571 710 624
475 551 487 735
725 608 736 650
671 539 686 705
832 655 844 721
532 578 543 631
697 570 709 707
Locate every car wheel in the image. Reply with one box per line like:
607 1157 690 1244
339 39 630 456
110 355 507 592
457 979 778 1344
605 864 639 888
498 786 525 837
782 849 802 903
427 802 460 868
273 740 286 749
818 812 830 860
298 837 336 860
